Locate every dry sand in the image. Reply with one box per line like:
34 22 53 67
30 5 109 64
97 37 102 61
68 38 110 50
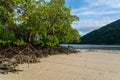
0 49 120 80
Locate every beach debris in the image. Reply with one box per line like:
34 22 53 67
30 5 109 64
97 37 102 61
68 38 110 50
86 49 97 52
0 58 19 74
14 54 40 64
0 45 77 74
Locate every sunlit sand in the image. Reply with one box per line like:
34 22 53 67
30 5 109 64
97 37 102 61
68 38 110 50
0 49 120 80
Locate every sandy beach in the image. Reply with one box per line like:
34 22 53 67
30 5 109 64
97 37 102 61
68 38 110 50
0 49 120 80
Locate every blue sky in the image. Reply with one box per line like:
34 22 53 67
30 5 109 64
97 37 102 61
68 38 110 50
65 0 120 36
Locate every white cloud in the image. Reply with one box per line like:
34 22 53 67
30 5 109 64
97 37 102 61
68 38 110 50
71 6 120 16
71 0 120 17
70 0 120 36
72 17 119 36
78 10 120 16
86 0 120 8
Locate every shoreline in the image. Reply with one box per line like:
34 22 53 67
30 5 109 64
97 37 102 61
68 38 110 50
60 44 120 50
0 49 120 80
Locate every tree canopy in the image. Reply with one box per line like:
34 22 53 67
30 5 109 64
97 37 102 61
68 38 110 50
0 0 80 47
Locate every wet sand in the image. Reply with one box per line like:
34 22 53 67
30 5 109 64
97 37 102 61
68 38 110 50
0 49 120 80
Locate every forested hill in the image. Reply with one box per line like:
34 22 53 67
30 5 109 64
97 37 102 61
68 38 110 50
81 19 120 44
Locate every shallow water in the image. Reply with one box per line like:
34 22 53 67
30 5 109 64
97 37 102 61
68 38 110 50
60 44 120 50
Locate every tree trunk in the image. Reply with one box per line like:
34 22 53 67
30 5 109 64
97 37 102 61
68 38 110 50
27 32 32 44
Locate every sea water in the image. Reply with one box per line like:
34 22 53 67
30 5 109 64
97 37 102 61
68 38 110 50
60 44 120 50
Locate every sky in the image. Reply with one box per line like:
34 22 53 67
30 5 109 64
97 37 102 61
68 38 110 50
65 0 120 36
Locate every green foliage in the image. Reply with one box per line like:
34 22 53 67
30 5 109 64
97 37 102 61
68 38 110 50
69 28 81 43
0 25 16 46
0 0 80 47
13 39 26 46
81 19 120 44
44 35 59 46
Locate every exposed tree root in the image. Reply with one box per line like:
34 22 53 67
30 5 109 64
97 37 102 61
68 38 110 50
0 44 79 74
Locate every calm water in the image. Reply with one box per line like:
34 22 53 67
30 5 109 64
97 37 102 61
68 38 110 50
60 44 120 50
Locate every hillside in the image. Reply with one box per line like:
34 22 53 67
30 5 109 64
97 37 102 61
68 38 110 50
81 19 120 44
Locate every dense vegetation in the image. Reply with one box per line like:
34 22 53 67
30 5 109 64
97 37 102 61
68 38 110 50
81 19 120 44
0 0 80 66
0 0 80 47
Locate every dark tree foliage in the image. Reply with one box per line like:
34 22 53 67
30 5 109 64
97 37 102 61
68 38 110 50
0 0 81 67
0 0 80 47
81 19 120 45
0 0 80 64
